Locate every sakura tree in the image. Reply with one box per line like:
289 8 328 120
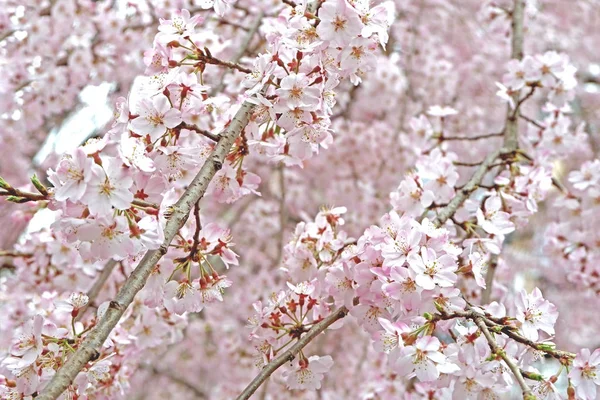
1 0 600 399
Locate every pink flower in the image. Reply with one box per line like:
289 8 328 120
467 251 487 289
275 73 321 111
164 280 203 315
395 336 459 381
390 175 435 217
569 160 600 191
340 37 377 71
55 292 89 317
503 59 527 90
317 0 363 46
10 315 44 367
408 247 457 290
48 148 93 202
514 287 558 341
373 318 409 358
119 133 156 173
359 1 395 48
77 216 135 260
84 158 134 216
130 94 182 141
157 9 203 41
569 348 600 400
196 0 235 16
476 195 515 236
283 355 334 390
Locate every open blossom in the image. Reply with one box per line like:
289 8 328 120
119 134 155 173
569 159 600 190
84 158 133 216
381 225 421 268
476 194 515 236
196 0 235 16
275 73 321 111
48 148 93 202
157 9 203 41
514 287 558 341
55 292 89 317
359 1 395 48
395 336 459 381
283 355 334 390
569 349 600 400
130 94 182 141
317 0 363 46
164 280 202 315
466 251 487 289
373 318 410 358
9 315 44 367
408 247 457 290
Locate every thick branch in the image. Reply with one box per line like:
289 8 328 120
236 306 349 400
35 99 258 400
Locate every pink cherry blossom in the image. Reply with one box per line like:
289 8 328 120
130 94 182 141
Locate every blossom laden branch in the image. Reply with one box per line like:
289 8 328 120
35 99 258 400
236 306 349 400
473 316 535 399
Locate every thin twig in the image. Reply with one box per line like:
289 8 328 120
181 123 220 142
235 306 349 400
439 132 504 141
142 364 206 398
212 11 264 96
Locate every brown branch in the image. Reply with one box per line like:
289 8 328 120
433 149 505 226
436 309 575 361
142 364 206 398
439 132 504 141
473 316 534 399
180 123 220 142
35 98 259 400
519 114 545 130
212 11 264 96
131 199 159 209
481 0 525 300
235 306 349 400
0 250 33 258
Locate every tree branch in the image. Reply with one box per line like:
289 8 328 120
35 99 258 400
473 316 535 399
439 132 504 141
235 306 349 400
212 11 264 96
480 0 525 299
142 364 206 398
